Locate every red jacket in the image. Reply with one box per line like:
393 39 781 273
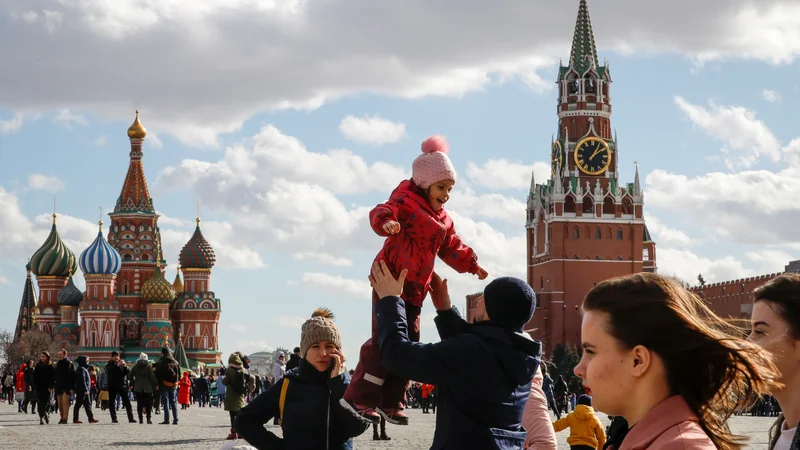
15 365 26 392
178 373 192 405
370 180 479 307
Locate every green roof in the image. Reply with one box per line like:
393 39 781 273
568 0 599 74
643 224 653 243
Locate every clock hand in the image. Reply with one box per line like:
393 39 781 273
589 147 603 159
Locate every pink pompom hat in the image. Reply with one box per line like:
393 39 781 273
412 135 457 189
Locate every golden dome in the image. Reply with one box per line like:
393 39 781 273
127 110 147 139
141 266 176 303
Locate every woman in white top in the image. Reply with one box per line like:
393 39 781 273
749 273 800 450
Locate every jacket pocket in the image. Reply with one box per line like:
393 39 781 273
488 427 527 449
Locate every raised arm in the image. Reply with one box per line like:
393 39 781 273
437 220 479 274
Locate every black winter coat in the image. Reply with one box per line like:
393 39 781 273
105 359 130 389
285 354 301 372
33 362 55 393
73 356 91 394
235 358 370 450
54 358 74 394
376 297 542 450
23 366 35 392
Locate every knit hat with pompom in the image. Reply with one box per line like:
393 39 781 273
300 308 343 358
412 135 457 189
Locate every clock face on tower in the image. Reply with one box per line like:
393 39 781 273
574 137 611 175
551 141 563 176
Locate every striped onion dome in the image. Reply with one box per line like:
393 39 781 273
79 222 122 275
57 276 83 306
179 218 216 269
30 214 77 277
141 266 176 304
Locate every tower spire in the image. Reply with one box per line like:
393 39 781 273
114 110 155 213
14 263 37 342
569 0 599 74
633 161 642 196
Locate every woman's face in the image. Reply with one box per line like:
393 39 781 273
749 300 799 394
305 341 338 372
573 310 635 416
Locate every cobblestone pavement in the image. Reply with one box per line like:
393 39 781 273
0 402 777 449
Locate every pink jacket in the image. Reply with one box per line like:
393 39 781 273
617 395 715 450
522 367 558 450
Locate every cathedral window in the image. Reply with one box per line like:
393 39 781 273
617 229 623 240
573 227 579 239
595 227 601 239
122 281 129 295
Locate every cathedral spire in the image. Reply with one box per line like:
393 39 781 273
114 110 155 213
569 0 599 74
633 161 642 197
14 262 37 342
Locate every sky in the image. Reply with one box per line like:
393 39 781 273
2 0 800 361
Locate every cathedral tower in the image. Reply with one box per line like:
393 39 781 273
13 263 37 342
174 216 222 366
106 111 165 345
525 0 657 354
29 213 77 337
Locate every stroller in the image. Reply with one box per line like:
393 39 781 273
209 382 219 407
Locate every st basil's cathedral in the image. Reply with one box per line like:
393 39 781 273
12 111 223 372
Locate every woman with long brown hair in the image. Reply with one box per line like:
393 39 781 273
574 272 779 449
749 273 800 449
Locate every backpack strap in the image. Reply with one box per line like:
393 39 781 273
278 378 290 425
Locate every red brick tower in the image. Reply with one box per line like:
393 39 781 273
106 111 166 348
524 0 657 355
174 216 222 368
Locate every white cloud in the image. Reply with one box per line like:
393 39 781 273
27 173 65 192
644 215 694 248
657 248 750 285
0 114 24 134
92 136 107 146
296 273 371 299
674 96 781 168
278 316 306 329
154 211 186 228
0 273 9 286
230 324 247 333
339 115 406 146
447 188 527 226
230 340 273 357
159 222 267 269
148 131 164 149
5 1 800 146
466 159 551 190
293 252 353 267
762 89 781 103
54 108 88 129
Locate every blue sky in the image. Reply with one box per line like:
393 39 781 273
2 0 800 360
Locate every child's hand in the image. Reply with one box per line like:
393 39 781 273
382 221 401 235
476 267 488 280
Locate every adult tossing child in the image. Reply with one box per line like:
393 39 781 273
369 260 548 450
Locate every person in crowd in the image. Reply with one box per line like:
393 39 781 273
216 371 226 408
223 353 248 440
748 273 800 449
372 416 391 441
271 353 285 424
552 394 606 450
4 368 15 405
286 347 301 372
368 263 544 449
129 352 158 424
54 349 74 424
541 364 560 420
22 358 36 415
105 350 135 423
178 371 192 409
194 372 208 407
15 363 26 413
150 361 161 416
87 365 96 405
235 308 371 449
522 364 558 450
345 135 488 425
154 347 180 425
33 351 55 425
554 375 568 415
575 273 780 449
71 356 98 424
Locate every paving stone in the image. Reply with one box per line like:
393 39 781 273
0 402 777 449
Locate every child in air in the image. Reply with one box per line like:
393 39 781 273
343 135 487 425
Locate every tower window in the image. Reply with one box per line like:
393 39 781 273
617 229 623 240
573 227 579 239
595 227 601 239
122 281 129 295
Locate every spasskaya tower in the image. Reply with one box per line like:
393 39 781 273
524 0 657 355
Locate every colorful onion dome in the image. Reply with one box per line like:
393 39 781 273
140 266 176 303
30 214 77 277
127 109 147 139
57 276 83 306
79 222 122 275
179 219 216 269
